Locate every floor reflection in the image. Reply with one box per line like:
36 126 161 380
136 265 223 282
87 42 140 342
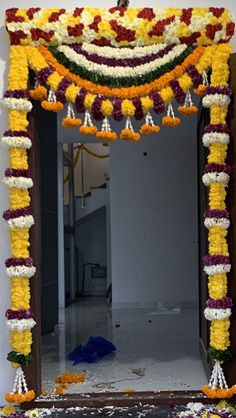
42 297 207 393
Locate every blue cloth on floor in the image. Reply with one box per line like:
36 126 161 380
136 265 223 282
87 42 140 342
68 336 116 365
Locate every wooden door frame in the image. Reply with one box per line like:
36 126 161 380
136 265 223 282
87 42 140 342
24 53 236 408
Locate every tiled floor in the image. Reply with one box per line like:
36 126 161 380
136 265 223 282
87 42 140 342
42 297 207 394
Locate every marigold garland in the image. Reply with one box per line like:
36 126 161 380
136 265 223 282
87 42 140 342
1 6 235 402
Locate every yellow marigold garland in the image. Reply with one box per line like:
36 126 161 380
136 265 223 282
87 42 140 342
201 43 236 398
4 45 36 402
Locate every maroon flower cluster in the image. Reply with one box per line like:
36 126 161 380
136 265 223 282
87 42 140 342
203 255 230 266
186 64 203 87
206 86 232 96
204 123 230 134
5 168 31 178
56 77 72 103
4 89 30 99
132 97 144 120
3 130 33 139
169 79 186 104
5 309 34 320
5 257 34 268
204 163 231 174
206 297 233 309
3 207 31 221
149 91 165 114
91 95 104 121
75 89 87 113
37 66 54 85
112 98 123 121
204 209 229 219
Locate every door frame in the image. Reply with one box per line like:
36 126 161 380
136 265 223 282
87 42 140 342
24 53 236 407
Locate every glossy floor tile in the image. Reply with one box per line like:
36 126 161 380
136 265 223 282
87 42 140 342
42 297 207 394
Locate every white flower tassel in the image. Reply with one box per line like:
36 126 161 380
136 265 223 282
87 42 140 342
48 88 57 104
145 111 155 127
184 90 194 108
202 70 209 87
101 116 111 133
167 103 175 118
83 110 94 127
209 362 228 391
12 367 29 395
125 116 134 132
66 102 76 119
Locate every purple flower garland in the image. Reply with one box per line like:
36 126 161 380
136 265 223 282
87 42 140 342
203 255 230 266
4 168 31 178
4 89 30 99
5 257 34 268
6 309 34 320
204 124 230 134
204 163 231 174
206 297 233 309
71 43 174 68
3 207 32 221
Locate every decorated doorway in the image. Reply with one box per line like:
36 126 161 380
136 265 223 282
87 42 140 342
2 5 236 406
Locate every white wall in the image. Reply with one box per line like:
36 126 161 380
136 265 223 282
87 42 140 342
0 0 235 404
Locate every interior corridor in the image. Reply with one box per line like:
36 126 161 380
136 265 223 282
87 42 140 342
42 297 207 394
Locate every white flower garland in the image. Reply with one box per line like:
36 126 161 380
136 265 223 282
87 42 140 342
7 215 35 229
3 176 33 189
202 94 231 108
1 98 33 112
58 44 187 78
204 217 230 229
204 264 231 275
6 265 36 278
1 135 32 149
202 172 230 186
204 307 231 321
202 132 230 147
6 318 36 332
81 42 168 59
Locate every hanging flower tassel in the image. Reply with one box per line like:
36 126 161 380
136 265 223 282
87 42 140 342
202 362 236 398
29 79 47 102
96 117 117 142
41 89 63 112
62 103 82 128
140 112 160 135
162 103 181 128
120 117 140 141
5 367 35 403
194 70 209 97
80 110 98 136
178 90 198 116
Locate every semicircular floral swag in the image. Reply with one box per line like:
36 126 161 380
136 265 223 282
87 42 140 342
1 6 236 402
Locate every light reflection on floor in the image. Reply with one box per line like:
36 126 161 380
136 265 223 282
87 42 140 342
41 297 207 394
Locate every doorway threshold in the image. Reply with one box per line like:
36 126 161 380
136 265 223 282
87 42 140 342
23 390 211 409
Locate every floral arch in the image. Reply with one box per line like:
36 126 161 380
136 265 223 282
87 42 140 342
1 6 236 403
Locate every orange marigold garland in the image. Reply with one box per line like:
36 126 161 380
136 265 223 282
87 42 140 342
140 111 160 135
41 89 63 112
62 102 82 128
162 103 181 128
120 117 140 141
178 91 198 116
80 110 98 136
194 70 209 97
5 367 35 403
96 117 117 142
30 85 48 102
